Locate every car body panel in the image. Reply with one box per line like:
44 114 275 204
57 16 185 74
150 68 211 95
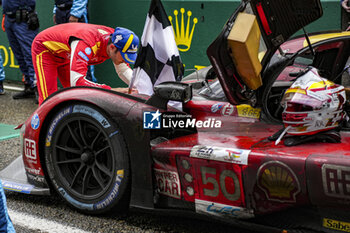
281 31 350 54
151 127 350 215
19 86 163 208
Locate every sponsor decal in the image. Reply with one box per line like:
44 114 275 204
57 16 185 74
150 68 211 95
257 161 300 203
78 51 89 62
323 218 350 232
143 110 161 129
143 111 221 129
169 8 198 52
195 199 254 219
94 170 124 210
73 105 110 128
114 34 123 44
46 106 72 147
190 145 250 165
85 47 92 55
211 103 224 113
25 166 41 175
31 113 40 130
2 181 33 194
128 44 138 53
236 104 261 119
97 29 109 35
24 138 37 160
221 104 236 116
220 104 260 118
322 164 350 199
27 173 46 184
154 169 181 199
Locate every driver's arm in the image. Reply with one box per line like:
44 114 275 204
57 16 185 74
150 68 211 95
113 62 133 85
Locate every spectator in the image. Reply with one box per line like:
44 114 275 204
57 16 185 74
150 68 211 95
2 0 39 102
341 0 350 30
32 23 139 105
53 0 97 83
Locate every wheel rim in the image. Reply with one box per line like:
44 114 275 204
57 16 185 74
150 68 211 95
52 116 116 200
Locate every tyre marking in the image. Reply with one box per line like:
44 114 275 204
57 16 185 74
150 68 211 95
58 188 94 210
73 105 111 128
46 106 73 147
57 170 124 211
109 130 119 138
94 170 124 210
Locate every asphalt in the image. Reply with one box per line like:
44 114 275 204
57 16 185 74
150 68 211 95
0 81 37 126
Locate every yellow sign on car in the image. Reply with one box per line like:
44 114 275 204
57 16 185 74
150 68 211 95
323 218 350 232
236 104 261 119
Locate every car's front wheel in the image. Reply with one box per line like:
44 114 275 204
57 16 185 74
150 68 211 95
45 104 130 215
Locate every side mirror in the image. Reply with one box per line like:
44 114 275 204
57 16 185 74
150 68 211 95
145 82 192 109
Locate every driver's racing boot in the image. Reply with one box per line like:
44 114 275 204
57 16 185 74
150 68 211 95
0 81 4 95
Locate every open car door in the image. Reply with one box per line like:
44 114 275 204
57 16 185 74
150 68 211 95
207 0 323 106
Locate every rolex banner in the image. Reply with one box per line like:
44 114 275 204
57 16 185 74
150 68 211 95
129 0 184 97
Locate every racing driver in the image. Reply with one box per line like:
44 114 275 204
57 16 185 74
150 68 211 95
31 23 139 105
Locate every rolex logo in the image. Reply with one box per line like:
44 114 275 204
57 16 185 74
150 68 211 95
169 8 198 52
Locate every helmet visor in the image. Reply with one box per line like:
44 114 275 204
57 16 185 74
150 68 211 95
281 91 324 109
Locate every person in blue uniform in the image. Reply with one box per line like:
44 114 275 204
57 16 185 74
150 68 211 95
0 181 15 232
0 54 5 95
341 0 350 30
53 0 88 24
0 0 6 95
53 0 97 82
2 0 39 102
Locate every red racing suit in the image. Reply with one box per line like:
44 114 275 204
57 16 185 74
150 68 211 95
32 23 114 105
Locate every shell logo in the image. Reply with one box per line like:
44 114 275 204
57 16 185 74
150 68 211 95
257 161 301 203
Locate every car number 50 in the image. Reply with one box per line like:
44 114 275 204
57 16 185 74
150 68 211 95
200 166 240 201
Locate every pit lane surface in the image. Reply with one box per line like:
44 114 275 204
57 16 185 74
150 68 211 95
0 88 259 233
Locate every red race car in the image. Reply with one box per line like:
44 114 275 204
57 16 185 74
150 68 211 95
2 0 350 232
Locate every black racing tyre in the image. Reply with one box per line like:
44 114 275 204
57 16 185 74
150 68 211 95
45 104 130 215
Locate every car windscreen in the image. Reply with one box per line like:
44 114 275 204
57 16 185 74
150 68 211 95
197 79 226 100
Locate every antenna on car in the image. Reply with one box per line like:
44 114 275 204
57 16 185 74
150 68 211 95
303 27 315 57
278 47 285 56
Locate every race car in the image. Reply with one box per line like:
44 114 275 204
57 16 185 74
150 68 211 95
2 0 350 232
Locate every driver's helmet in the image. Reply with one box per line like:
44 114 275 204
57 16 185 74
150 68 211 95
281 68 346 136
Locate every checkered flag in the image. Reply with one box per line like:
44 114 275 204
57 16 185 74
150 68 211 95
129 0 184 96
